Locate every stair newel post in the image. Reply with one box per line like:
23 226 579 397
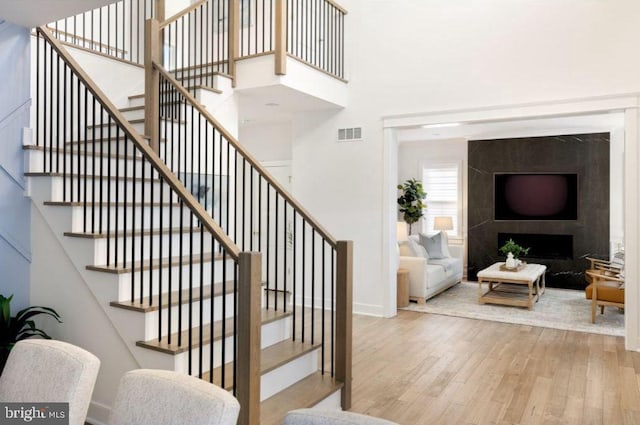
237 251 262 425
335 240 353 410
144 18 161 154
274 0 287 75
228 0 240 87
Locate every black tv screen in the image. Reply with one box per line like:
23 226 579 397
495 173 578 220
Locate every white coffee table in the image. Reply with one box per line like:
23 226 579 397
477 262 547 310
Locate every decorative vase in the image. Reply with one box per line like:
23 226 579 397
506 252 516 269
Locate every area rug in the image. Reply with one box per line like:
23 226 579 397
403 281 624 337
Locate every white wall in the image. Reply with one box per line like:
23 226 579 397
239 122 292 162
291 0 640 317
0 22 31 310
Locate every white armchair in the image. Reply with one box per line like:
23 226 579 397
399 234 463 303
0 339 100 425
108 369 240 425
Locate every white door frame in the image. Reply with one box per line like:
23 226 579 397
381 93 640 351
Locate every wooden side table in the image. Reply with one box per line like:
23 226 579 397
397 268 410 308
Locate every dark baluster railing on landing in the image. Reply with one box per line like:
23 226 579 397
238 0 276 57
160 0 231 94
33 27 260 396
48 0 159 65
155 62 347 384
284 0 346 79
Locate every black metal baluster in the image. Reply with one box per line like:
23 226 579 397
275 192 279 311
292 210 296 340
302 221 305 342
106 111 112 266
284 202 288 313
321 239 325 374
266 183 270 309
311 228 315 344
331 247 335 376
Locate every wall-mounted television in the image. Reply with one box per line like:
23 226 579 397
494 173 578 220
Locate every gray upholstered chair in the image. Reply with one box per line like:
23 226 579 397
0 339 100 425
283 409 399 425
108 369 240 425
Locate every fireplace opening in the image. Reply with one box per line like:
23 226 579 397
498 233 573 260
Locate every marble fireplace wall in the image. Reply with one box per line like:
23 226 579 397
468 133 610 290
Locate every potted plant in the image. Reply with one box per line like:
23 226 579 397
0 294 61 373
499 239 530 260
397 178 427 234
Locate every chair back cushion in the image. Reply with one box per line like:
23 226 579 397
108 369 239 425
0 339 100 425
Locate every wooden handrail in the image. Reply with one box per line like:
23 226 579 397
326 0 348 15
159 0 207 29
152 60 339 249
45 26 127 55
37 26 241 260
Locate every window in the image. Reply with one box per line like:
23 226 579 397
421 161 461 237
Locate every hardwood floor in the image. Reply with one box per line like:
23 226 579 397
348 310 640 425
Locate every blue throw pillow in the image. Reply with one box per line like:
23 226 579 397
419 232 446 260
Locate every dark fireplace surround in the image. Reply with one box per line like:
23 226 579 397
468 133 610 290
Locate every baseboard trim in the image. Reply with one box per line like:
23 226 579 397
87 400 111 425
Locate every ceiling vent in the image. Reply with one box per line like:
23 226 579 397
337 127 362 142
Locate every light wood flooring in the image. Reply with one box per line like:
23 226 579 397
347 310 640 425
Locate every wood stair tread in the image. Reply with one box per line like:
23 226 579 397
260 372 344 425
87 251 225 274
136 309 292 354
44 201 179 207
24 144 145 161
110 281 235 312
87 117 185 128
64 226 200 239
26 172 160 183
201 339 320 390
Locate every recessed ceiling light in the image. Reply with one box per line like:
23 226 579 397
422 122 461 129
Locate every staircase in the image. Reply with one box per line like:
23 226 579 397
28 3 352 422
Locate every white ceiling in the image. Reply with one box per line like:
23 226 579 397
0 0 115 28
236 85 342 125
397 112 625 143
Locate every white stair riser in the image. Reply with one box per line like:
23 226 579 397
87 120 184 136
93 230 219 266
262 290 291 310
87 121 145 135
47 177 170 204
114 258 236 302
260 349 319 401
27 149 155 178
173 315 292 375
312 390 342 410
143 291 236 340
120 108 145 121
121 108 187 122
68 204 195 233
128 96 145 108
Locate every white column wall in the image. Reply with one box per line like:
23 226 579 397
0 22 32 310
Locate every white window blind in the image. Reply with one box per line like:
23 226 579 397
422 162 460 237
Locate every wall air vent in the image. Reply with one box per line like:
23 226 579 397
337 127 363 142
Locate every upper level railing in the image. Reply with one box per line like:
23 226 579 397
47 0 160 65
49 0 347 81
159 0 231 91
33 26 262 414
